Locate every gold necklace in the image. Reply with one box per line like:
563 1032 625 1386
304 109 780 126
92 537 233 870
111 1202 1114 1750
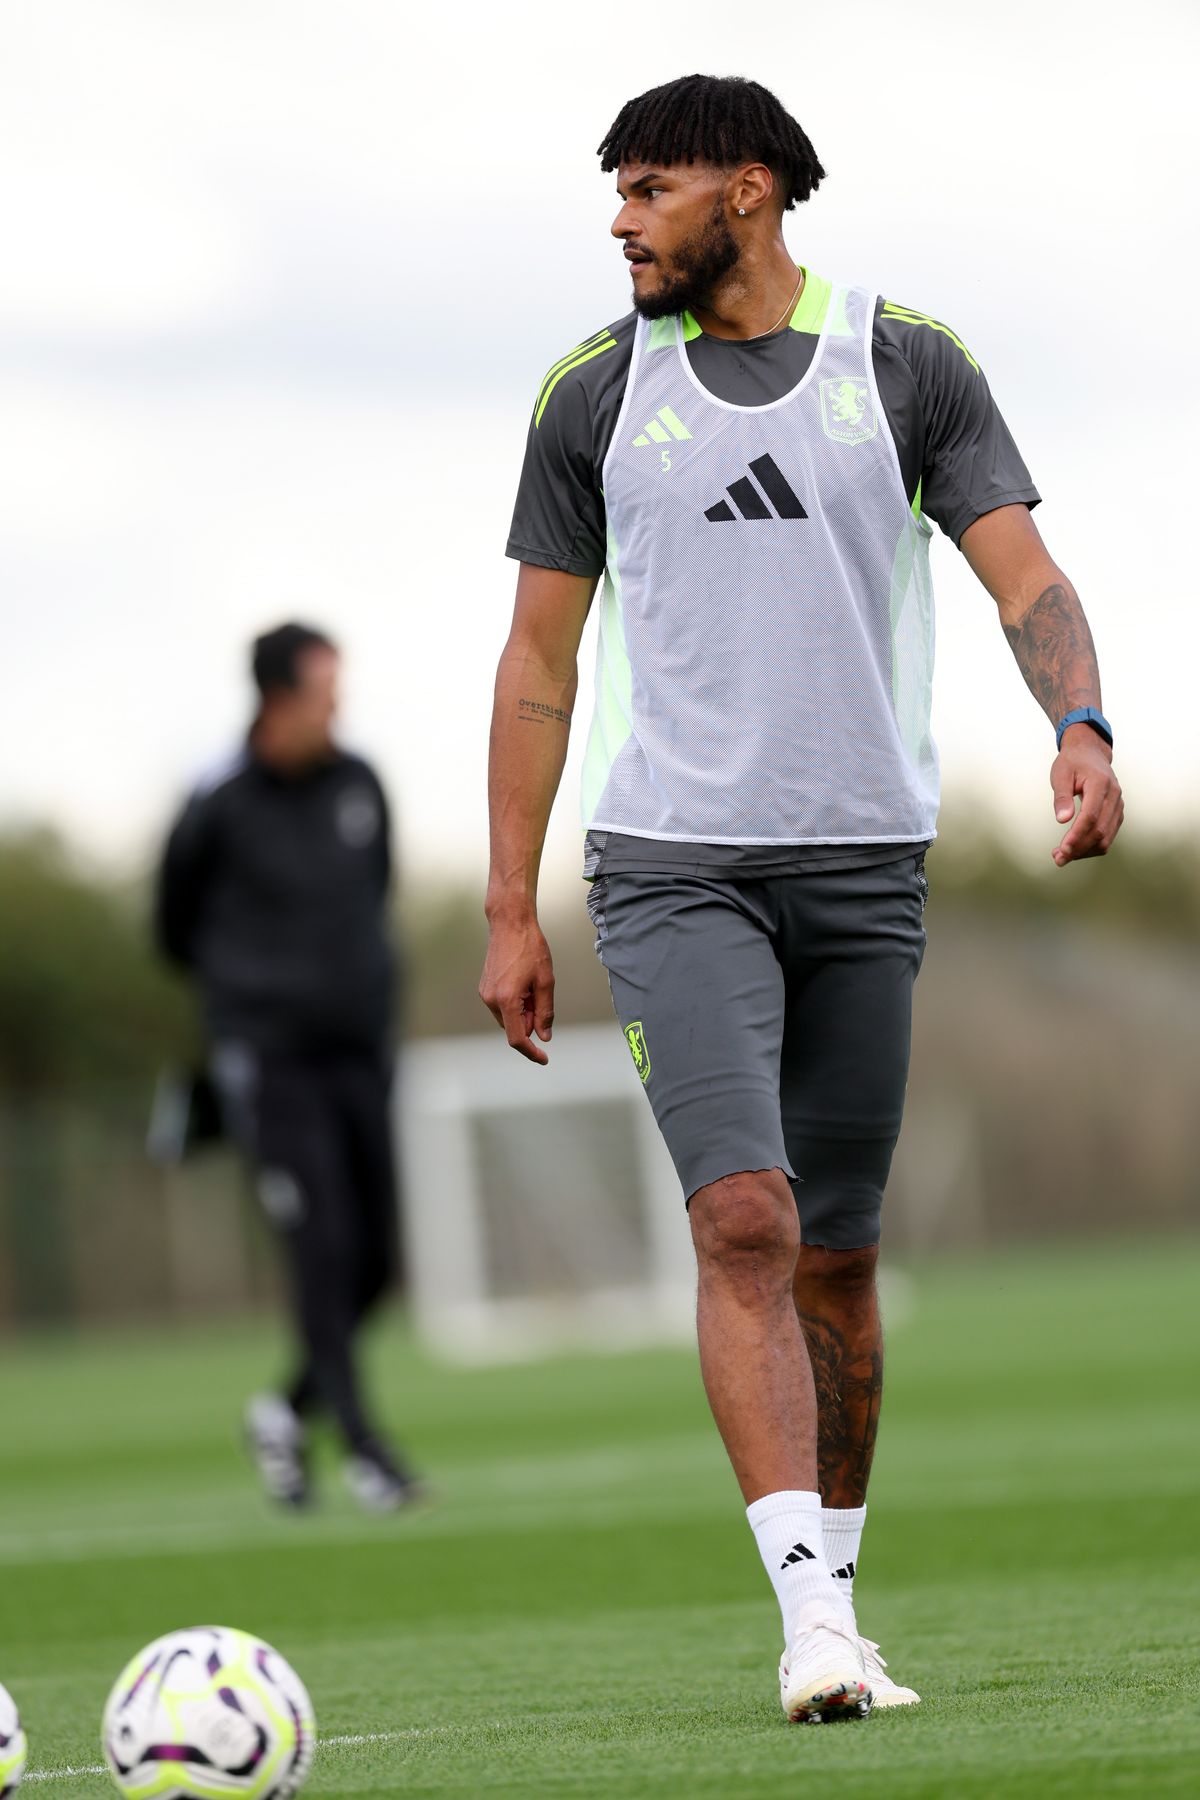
752 266 805 340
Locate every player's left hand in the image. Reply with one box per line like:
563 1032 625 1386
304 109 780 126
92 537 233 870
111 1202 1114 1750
1050 726 1124 866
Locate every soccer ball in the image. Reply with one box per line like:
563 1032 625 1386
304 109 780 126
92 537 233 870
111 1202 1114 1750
101 1626 315 1799
0 1681 26 1797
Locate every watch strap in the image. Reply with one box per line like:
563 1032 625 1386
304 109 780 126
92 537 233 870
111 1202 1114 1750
1056 706 1113 751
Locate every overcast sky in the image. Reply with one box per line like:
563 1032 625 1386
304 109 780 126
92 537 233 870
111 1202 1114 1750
2 0 1196 898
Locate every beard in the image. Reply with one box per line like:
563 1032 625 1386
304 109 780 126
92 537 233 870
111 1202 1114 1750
631 199 741 320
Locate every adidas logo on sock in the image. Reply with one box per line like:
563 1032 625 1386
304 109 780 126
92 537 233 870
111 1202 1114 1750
832 1560 856 1581
704 453 807 522
632 406 693 447
780 1540 816 1569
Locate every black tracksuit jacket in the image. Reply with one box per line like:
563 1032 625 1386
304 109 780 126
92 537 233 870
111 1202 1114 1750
155 746 395 1056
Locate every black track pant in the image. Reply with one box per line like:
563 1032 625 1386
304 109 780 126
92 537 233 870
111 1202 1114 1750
213 1044 399 1452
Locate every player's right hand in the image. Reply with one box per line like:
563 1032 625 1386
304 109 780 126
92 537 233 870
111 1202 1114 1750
478 914 556 1065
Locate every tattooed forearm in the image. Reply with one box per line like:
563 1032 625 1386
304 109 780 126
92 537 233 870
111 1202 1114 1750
517 697 572 727
1001 581 1101 725
796 1309 883 1507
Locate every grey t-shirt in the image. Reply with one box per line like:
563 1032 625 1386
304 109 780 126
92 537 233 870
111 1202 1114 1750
507 273 1040 879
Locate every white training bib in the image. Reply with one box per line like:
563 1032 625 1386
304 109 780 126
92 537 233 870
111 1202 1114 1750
582 283 938 844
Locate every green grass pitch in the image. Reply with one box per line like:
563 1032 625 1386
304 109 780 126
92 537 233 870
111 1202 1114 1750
1 1235 1197 1798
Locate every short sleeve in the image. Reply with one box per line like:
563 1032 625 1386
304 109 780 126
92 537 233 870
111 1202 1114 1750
505 383 607 576
505 318 634 579
880 302 1041 547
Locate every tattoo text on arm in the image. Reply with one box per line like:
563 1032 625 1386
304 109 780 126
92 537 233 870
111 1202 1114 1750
1002 581 1100 723
518 697 572 727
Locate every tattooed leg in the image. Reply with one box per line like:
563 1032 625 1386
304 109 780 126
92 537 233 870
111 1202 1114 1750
793 1244 883 1508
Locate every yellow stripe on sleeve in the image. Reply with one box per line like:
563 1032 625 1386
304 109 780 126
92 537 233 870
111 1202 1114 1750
881 303 980 373
534 336 618 428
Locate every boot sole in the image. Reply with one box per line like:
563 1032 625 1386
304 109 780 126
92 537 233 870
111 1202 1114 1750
784 1676 872 1724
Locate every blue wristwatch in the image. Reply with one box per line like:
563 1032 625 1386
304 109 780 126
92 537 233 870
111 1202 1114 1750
1055 706 1113 751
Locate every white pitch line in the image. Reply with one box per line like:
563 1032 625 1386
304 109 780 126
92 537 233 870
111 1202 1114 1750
24 1730 445 1785
323 1731 447 1746
26 1770 106 1786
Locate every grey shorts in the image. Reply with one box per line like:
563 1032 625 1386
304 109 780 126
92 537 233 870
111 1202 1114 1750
587 857 927 1249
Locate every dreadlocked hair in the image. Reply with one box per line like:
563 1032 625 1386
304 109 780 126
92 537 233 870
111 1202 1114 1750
597 73 825 211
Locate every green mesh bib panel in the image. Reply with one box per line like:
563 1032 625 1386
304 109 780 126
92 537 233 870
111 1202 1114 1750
581 284 938 844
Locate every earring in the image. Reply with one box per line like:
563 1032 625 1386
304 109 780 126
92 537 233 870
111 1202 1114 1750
738 207 746 216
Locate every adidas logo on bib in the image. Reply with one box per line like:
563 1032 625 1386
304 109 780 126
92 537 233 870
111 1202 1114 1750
632 407 693 447
704 454 808 522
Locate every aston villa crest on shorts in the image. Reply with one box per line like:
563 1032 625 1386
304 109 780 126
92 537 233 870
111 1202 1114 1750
624 1020 651 1083
819 376 878 446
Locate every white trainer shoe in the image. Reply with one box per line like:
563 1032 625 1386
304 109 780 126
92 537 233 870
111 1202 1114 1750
778 1601 873 1723
244 1393 309 1508
343 1442 424 1514
859 1636 920 1707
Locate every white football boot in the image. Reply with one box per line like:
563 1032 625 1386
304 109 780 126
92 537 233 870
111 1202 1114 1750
778 1601 873 1724
858 1636 920 1707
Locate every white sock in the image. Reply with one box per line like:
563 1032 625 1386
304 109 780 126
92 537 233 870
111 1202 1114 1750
746 1489 841 1647
822 1504 866 1609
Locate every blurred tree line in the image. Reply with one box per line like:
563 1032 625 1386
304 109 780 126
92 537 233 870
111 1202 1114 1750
921 809 1200 944
0 820 1197 1088
0 831 195 1095
0 821 1195 1329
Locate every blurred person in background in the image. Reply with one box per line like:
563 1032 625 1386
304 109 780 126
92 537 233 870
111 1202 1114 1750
156 621 420 1513
481 74 1123 1722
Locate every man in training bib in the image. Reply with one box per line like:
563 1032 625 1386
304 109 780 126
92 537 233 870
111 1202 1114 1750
480 73 1123 1722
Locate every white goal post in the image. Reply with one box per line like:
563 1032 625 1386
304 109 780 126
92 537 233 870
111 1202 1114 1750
397 1024 697 1362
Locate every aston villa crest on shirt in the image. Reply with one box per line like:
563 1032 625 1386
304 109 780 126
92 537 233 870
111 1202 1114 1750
819 377 878 446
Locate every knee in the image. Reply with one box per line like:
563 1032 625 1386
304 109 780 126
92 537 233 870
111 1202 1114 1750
690 1170 800 1288
795 1241 879 1296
